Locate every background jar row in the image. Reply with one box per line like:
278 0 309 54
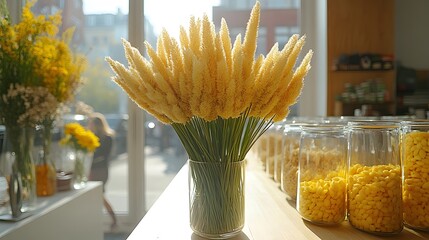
253 117 429 235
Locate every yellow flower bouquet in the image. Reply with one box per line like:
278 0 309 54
60 123 99 189
0 0 86 210
0 0 86 127
106 2 312 238
0 0 86 157
60 123 100 152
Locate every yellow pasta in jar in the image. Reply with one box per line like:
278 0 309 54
403 131 429 230
297 149 346 224
348 164 403 234
298 171 346 224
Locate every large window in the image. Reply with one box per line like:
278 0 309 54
143 0 301 212
5 0 302 236
30 0 133 232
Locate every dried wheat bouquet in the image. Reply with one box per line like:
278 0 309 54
106 2 312 125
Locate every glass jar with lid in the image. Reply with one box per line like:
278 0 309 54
401 120 429 231
265 123 282 179
273 121 286 184
347 121 403 235
256 133 268 170
296 123 347 225
280 122 303 201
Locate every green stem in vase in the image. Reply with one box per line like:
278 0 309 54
74 153 85 182
189 160 245 235
172 108 273 163
7 126 22 174
172 108 273 236
17 127 35 196
6 125 36 202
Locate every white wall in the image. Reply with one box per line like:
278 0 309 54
395 0 429 69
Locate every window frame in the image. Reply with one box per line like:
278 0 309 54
5 0 326 231
5 0 147 231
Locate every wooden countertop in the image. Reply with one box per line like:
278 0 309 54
127 159 429 240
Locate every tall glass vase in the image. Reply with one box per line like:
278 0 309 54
188 159 245 239
0 125 37 213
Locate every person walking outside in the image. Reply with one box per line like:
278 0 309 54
87 112 117 230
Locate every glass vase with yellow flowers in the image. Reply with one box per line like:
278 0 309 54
106 1 312 238
0 0 86 199
0 0 60 214
60 123 100 190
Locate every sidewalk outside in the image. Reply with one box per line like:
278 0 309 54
104 146 187 214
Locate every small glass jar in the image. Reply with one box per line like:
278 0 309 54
401 120 429 231
265 125 279 179
256 134 268 170
273 121 285 184
347 121 403 235
297 124 347 225
280 122 302 201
